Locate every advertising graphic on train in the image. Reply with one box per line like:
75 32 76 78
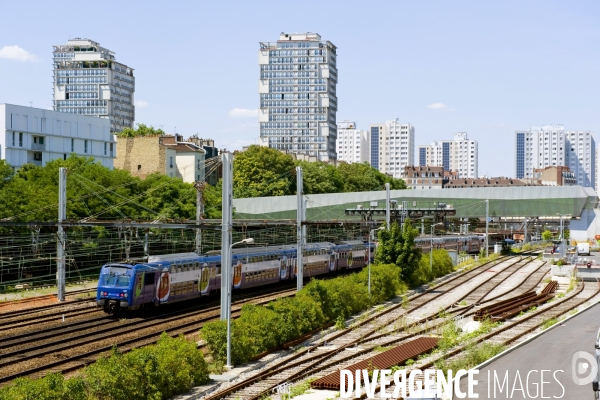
199 263 210 294
135 272 144 299
280 256 288 279
157 268 170 302
233 261 243 288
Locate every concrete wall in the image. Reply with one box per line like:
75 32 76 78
571 209 600 241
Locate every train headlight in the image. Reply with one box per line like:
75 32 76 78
124 293 128 298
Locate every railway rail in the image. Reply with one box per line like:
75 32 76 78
204 254 548 400
315 278 598 399
0 285 300 384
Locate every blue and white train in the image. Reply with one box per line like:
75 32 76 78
96 240 373 314
96 235 482 314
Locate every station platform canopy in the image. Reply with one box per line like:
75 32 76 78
233 186 598 221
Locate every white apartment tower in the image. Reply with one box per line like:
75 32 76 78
53 38 135 134
515 125 595 188
336 121 369 163
369 120 414 179
418 132 478 178
258 33 338 161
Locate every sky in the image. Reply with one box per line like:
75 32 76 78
0 0 599 178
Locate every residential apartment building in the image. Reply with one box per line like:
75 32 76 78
418 132 478 178
187 136 221 185
258 32 338 161
336 121 369 163
515 125 595 188
401 166 445 189
0 104 115 170
531 166 576 186
53 38 135 133
114 135 205 183
369 120 414 179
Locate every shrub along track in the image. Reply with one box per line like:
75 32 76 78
203 254 546 400
0 284 302 385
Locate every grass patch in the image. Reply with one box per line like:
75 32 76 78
373 345 393 353
436 342 505 374
567 278 577 293
541 317 559 329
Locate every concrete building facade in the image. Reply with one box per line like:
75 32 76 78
0 103 115 170
114 135 205 183
401 166 445 189
258 32 338 161
515 125 595 188
369 120 414 179
418 132 478 178
336 121 369 163
53 38 135 133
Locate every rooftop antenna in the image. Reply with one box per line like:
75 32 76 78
29 102 32 107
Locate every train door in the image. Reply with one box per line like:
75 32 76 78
329 253 336 271
142 272 155 303
134 273 144 303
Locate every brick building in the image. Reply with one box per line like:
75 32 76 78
115 135 205 183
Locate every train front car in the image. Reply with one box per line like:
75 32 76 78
96 263 134 314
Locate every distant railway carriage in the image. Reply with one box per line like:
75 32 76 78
96 235 478 314
414 235 482 254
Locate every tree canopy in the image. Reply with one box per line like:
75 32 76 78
117 123 166 138
232 145 406 198
0 155 196 222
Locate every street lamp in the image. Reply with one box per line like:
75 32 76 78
368 227 384 294
430 223 443 280
226 237 254 369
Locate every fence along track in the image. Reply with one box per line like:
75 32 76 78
206 255 547 400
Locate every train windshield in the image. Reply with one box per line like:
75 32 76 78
99 266 131 287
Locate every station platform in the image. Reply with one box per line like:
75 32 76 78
457 302 600 399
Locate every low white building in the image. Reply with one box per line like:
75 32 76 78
0 103 115 170
336 121 369 163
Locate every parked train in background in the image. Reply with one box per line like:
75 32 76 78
96 235 482 314
414 234 483 254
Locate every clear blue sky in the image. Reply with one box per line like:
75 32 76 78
1 1 598 177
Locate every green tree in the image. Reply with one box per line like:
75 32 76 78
336 162 406 192
375 221 422 283
117 123 166 138
542 230 552 241
232 146 296 198
296 160 343 194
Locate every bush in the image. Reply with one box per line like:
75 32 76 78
0 334 208 400
409 250 455 287
202 264 405 365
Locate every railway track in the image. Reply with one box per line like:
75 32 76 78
204 255 550 400
0 285 301 384
320 279 598 399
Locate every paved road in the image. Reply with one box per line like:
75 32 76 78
456 303 600 399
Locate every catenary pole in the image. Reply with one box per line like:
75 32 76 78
195 182 205 254
57 167 67 302
385 183 390 230
485 199 489 257
220 153 232 320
